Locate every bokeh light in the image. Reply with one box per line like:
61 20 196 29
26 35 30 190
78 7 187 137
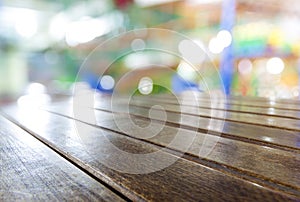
266 57 285 75
100 75 115 90
209 37 224 54
217 30 232 48
238 59 253 75
138 77 153 95
177 61 197 81
1 0 300 104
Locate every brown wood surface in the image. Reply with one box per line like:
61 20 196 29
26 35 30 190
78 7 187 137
151 94 300 111
131 95 300 120
0 115 124 201
96 100 300 131
44 102 300 193
148 100 300 120
1 93 300 201
86 99 300 151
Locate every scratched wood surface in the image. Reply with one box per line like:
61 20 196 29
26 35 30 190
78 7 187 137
1 92 300 201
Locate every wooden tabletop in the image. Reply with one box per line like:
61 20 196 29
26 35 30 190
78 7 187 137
1 92 299 201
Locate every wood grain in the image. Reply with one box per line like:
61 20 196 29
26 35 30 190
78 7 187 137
127 97 300 131
96 94 300 119
2 105 299 201
150 93 300 111
44 102 300 194
88 99 300 151
0 115 125 202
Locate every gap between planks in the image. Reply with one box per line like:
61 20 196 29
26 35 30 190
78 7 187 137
40 108 300 197
0 111 138 202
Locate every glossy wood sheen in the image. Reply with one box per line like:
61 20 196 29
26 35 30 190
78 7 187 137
154 93 300 111
0 115 124 201
2 106 299 201
97 94 300 119
89 100 300 151
44 103 300 193
1 93 300 201
112 97 300 131
140 97 300 120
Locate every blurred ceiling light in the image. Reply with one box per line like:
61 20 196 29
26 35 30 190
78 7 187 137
177 61 196 81
13 8 38 38
65 17 111 46
266 57 285 75
138 77 153 95
208 37 224 54
217 30 232 48
100 75 115 90
134 0 179 7
238 59 252 75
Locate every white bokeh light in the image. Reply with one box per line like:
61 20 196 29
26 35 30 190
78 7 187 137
26 83 46 94
208 30 232 54
217 30 232 48
138 77 153 95
177 61 196 80
49 13 69 41
266 57 285 74
18 83 50 108
100 75 115 90
14 9 38 38
208 37 224 54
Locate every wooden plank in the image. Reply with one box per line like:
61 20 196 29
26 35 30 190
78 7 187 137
86 99 300 151
155 92 300 105
131 95 300 120
0 115 125 201
95 94 300 121
158 93 300 104
44 102 300 193
210 94 300 105
2 105 299 201
150 93 300 111
127 99 300 131
131 96 300 119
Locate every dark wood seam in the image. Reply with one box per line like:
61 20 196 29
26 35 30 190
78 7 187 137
0 111 137 202
41 109 300 197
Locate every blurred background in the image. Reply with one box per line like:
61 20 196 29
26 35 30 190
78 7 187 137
1 0 300 104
